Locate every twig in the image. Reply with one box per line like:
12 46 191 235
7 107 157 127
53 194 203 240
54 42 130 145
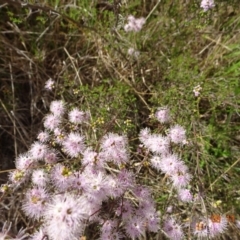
9 63 17 157
208 157 240 189
63 47 83 86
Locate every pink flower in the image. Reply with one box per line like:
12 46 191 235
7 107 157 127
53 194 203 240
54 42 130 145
208 215 228 237
68 108 89 124
37 131 49 143
32 169 49 187
62 132 85 158
124 15 146 32
9 169 29 185
193 84 202 97
100 220 121 240
53 128 66 144
100 133 129 165
139 128 151 144
44 193 88 240
15 153 35 170
155 107 171 123
51 164 75 191
117 169 135 190
201 0 215 11
50 100 65 117
29 142 48 161
150 155 162 171
116 200 134 220
132 185 152 200
136 201 160 232
82 148 99 165
80 170 108 202
168 124 186 144
128 48 140 58
177 188 193 202
43 114 61 131
22 187 49 219
44 78 54 91
124 215 145 239
192 216 227 238
170 168 192 188
44 149 59 164
163 218 184 240
145 134 170 155
157 154 183 175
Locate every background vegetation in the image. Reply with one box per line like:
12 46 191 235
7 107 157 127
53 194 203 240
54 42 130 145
0 0 239 238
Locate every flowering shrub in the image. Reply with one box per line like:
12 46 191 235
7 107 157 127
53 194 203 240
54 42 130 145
1 99 238 239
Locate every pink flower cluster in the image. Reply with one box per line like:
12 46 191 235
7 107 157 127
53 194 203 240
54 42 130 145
139 115 192 205
1 103 233 239
3 100 163 239
200 0 215 11
124 15 146 32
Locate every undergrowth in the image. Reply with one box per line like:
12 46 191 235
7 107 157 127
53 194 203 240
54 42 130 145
0 0 240 239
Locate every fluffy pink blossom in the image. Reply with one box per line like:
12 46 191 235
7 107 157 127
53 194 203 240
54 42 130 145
168 124 186 144
22 187 49 219
193 84 202 97
155 107 171 123
117 169 135 190
50 100 65 117
170 166 192 188
82 148 99 166
192 216 227 239
128 47 140 58
208 215 228 237
177 188 193 202
68 108 89 124
100 133 129 165
150 155 162 171
32 169 49 187
44 149 59 164
139 128 151 144
15 152 35 170
116 200 134 222
37 131 49 143
163 218 184 240
53 128 66 144
44 193 88 240
145 134 170 155
132 185 152 202
124 15 146 32
100 220 122 240
9 169 29 185
62 132 85 158
158 154 183 175
124 215 145 239
201 0 215 11
43 113 61 131
44 78 54 91
29 142 48 161
51 164 75 191
136 201 160 232
80 170 108 202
